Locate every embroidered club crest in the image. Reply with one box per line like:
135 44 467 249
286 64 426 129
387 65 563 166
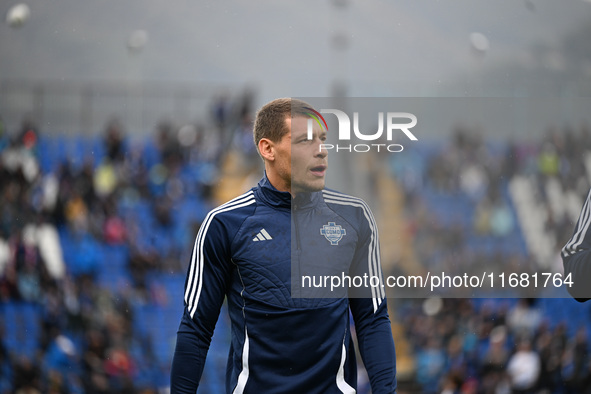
321 222 346 245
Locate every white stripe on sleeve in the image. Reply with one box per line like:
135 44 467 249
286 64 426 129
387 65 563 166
185 191 256 318
323 190 385 312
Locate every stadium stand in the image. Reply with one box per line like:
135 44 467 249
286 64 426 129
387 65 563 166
389 127 591 393
0 100 249 392
1 102 591 393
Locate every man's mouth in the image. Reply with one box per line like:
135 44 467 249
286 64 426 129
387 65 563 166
310 165 327 176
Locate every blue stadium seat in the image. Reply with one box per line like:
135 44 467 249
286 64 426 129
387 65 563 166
0 302 41 360
59 230 102 277
97 244 131 291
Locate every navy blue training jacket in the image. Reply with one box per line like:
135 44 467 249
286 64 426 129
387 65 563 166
171 175 397 393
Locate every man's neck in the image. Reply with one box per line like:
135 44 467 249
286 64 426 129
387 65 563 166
264 170 292 197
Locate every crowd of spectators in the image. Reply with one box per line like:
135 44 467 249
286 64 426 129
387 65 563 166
392 124 591 392
390 125 591 292
398 297 591 393
0 91 253 393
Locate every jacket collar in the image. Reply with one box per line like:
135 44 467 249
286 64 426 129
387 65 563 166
255 173 322 211
292 190 322 211
256 173 291 209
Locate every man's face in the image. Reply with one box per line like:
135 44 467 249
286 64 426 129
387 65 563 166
285 115 328 194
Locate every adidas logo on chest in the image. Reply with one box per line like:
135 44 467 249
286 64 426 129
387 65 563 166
252 228 273 242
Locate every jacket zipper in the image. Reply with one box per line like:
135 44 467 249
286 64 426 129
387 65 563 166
292 202 301 251
292 200 302 300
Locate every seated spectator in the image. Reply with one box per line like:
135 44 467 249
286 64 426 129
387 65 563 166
506 338 540 393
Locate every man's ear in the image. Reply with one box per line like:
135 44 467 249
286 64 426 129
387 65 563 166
258 138 274 162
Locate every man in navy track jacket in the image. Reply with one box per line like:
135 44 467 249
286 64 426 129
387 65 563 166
171 98 397 393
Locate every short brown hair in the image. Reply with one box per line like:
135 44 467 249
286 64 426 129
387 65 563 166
253 98 313 154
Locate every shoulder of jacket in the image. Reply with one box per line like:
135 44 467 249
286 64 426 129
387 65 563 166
204 190 258 224
321 189 371 213
321 189 376 230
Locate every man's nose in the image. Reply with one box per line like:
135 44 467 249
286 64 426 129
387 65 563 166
315 141 328 158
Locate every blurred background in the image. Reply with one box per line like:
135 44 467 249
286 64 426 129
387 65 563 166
2 0 591 393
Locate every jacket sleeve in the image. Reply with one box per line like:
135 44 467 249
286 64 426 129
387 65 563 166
171 215 234 393
348 206 397 393
562 188 591 302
